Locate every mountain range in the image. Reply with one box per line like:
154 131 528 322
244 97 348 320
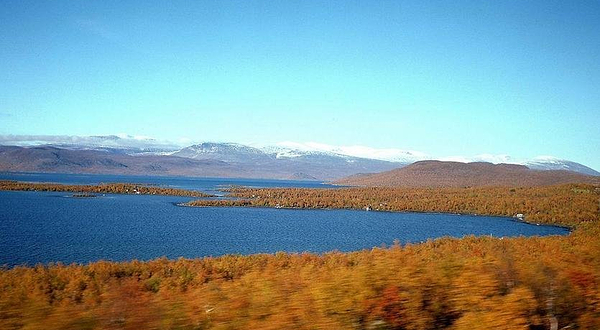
0 143 399 181
0 135 598 180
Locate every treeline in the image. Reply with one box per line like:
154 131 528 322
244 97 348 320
0 180 213 197
187 184 600 226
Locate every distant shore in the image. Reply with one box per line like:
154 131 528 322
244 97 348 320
0 180 214 197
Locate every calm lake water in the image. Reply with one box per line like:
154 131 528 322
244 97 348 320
0 187 568 267
0 172 337 196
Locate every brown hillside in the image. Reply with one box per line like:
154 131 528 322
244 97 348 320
334 160 600 187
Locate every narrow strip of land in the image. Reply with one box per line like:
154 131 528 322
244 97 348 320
185 183 600 226
0 180 213 197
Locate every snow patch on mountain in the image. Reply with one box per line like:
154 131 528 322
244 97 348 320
523 156 600 176
273 149 304 159
274 141 426 163
260 144 341 159
440 154 514 164
0 134 181 153
114 133 156 141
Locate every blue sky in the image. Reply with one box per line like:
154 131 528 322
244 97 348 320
1 1 599 169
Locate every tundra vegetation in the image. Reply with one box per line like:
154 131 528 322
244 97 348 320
0 183 599 329
187 184 597 226
0 180 212 197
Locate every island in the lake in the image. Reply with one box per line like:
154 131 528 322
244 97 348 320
0 180 213 197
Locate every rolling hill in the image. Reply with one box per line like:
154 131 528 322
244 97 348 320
334 160 600 187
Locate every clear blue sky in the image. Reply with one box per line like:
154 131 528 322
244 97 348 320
1 1 599 169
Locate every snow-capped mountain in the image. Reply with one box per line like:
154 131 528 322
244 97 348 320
169 142 403 179
260 144 353 160
523 156 600 176
272 141 427 163
258 143 600 176
172 142 273 163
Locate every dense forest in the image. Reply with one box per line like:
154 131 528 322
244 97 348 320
0 184 599 329
0 181 212 197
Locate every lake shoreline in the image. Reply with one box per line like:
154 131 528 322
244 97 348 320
1 179 579 232
180 202 574 232
1 188 571 267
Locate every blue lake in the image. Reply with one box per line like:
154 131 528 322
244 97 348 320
0 188 568 266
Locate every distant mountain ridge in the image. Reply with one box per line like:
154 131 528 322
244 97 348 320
334 160 600 187
165 143 600 176
0 145 240 177
0 136 598 180
0 145 400 181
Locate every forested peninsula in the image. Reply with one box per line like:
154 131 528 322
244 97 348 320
186 183 598 226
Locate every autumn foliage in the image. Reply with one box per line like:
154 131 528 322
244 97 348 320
188 184 599 225
0 184 599 329
0 180 212 197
